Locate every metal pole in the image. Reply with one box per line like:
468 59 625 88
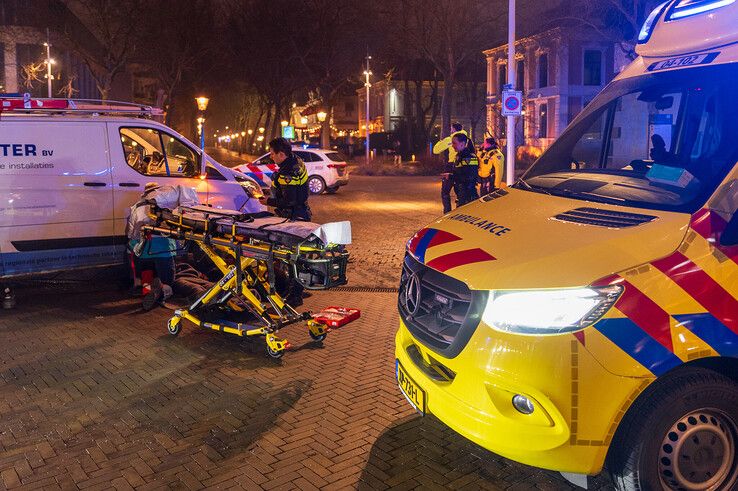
45 29 52 98
364 53 372 164
506 0 516 185
200 115 205 151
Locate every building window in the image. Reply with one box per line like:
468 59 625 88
583 50 602 86
516 60 525 92
538 103 548 138
498 64 506 93
538 53 549 88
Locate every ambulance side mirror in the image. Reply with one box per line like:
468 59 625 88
720 212 738 247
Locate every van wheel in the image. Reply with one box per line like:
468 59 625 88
325 186 339 194
608 369 738 491
308 176 326 194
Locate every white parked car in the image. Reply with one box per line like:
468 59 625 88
235 147 349 195
0 98 264 278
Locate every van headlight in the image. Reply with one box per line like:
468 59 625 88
235 176 264 199
482 286 623 335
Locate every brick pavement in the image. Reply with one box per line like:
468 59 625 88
0 176 614 490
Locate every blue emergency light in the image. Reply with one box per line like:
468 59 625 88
638 1 670 43
666 0 736 20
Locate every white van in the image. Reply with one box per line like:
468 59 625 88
234 146 349 194
0 99 264 278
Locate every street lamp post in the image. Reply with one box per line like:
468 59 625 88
317 111 327 148
506 0 516 185
363 53 372 163
195 96 209 175
43 29 54 98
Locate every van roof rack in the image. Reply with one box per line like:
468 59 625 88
0 97 163 118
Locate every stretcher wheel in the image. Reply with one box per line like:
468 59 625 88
167 317 182 336
266 344 284 359
309 330 327 342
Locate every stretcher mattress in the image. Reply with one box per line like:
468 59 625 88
165 206 352 248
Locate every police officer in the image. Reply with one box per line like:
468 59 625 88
260 137 312 221
451 133 479 207
433 122 467 214
258 138 311 306
478 137 505 195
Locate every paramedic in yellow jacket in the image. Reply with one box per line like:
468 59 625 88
433 122 468 214
478 137 505 195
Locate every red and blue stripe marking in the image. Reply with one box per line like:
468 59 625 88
407 228 496 272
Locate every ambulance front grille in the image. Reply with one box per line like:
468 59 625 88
554 207 657 228
399 254 486 356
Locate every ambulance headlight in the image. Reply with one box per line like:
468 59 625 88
482 286 623 335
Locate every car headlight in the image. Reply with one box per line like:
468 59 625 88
482 285 623 335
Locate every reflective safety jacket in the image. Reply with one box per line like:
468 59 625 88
453 147 479 182
433 130 468 163
266 155 312 221
479 148 504 187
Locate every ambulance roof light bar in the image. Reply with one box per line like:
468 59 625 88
666 0 736 20
0 96 163 118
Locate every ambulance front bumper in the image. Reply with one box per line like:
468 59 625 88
395 319 647 475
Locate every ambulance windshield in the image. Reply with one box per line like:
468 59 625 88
522 63 738 213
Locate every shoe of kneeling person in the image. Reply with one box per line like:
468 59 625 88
143 278 163 311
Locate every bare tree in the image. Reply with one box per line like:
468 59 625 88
385 0 504 136
55 0 143 100
557 0 662 59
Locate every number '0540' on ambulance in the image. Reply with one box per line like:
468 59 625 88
396 2 738 490
0 101 264 279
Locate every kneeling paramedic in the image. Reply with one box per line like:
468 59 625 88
260 137 311 305
260 137 311 221
451 133 479 207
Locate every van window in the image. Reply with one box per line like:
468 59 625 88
120 127 199 178
523 64 738 213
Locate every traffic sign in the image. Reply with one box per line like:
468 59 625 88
501 90 523 116
282 125 295 139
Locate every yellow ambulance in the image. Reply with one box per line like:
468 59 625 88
395 2 738 489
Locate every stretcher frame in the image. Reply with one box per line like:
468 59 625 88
141 206 349 358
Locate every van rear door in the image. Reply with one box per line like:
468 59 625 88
0 120 116 276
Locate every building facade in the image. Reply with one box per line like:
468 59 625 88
357 79 486 142
485 27 622 151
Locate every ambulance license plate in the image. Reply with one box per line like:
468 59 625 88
396 360 426 415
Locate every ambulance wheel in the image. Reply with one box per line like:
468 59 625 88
167 317 182 336
308 175 326 195
608 368 738 491
266 344 284 359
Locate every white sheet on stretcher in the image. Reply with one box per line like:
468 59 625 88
139 185 352 246
223 216 352 245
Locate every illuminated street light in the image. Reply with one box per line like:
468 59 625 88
281 120 289 126
247 129 253 135
300 116 308 126
258 127 265 134
195 96 209 112
241 131 246 137
317 111 327 123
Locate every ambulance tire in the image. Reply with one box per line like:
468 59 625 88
607 368 738 491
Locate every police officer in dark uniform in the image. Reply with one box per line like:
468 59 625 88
261 137 312 221
259 137 312 305
450 133 479 207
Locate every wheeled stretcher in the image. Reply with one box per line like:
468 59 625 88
134 186 355 358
